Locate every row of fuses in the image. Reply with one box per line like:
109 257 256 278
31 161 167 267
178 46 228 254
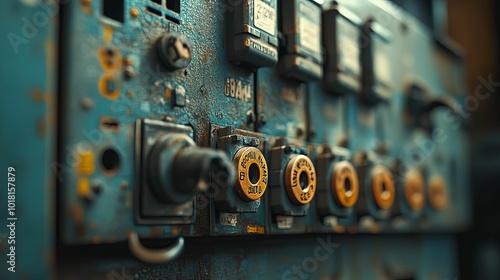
136 122 448 231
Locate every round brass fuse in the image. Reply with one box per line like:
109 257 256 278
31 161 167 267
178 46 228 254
285 155 317 205
403 169 425 211
331 161 359 208
370 165 395 210
233 147 268 201
428 175 448 210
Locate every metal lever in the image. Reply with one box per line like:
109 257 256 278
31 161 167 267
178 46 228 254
128 231 184 263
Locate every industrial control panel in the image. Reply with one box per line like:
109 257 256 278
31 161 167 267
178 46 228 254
0 0 471 279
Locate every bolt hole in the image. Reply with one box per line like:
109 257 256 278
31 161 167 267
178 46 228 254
299 171 308 190
344 177 352 196
381 181 390 199
248 163 260 185
105 47 115 57
101 148 120 174
100 116 120 132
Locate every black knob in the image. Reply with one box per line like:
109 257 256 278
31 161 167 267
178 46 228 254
147 133 235 204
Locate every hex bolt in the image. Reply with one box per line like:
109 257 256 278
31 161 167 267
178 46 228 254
157 32 192 71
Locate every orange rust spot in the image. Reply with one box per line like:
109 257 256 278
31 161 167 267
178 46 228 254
77 151 95 175
44 39 57 133
37 118 46 137
165 87 172 99
130 7 140 18
333 225 346 233
201 49 214 62
69 204 86 237
171 226 179 235
31 89 56 127
98 73 121 100
46 39 56 70
98 46 122 71
31 89 45 101
104 26 113 43
281 87 299 104
77 178 91 199
369 223 380 233
81 0 92 14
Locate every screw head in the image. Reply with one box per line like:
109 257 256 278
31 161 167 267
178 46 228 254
246 110 256 124
157 32 192 71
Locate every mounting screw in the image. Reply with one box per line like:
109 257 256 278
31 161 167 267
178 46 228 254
296 126 304 138
246 110 256 124
338 136 348 148
81 97 94 109
157 32 192 71
124 66 135 79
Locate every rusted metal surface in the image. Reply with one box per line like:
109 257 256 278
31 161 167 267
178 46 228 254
0 0 471 278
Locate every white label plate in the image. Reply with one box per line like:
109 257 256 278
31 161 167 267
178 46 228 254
254 0 276 36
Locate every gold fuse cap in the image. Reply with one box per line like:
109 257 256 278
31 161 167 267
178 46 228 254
285 155 317 205
404 169 425 211
428 175 448 210
233 147 268 201
371 165 395 210
332 161 359 208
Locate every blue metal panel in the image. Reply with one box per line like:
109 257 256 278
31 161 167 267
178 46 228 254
0 0 472 278
0 1 57 278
